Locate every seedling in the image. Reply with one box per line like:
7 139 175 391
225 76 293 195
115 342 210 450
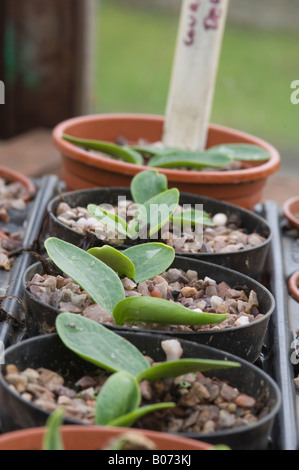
87 169 215 241
43 408 65 451
88 186 180 240
55 312 240 428
62 134 144 165
44 237 229 327
63 134 270 169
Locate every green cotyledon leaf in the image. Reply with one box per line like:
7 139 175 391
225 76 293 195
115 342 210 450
130 144 180 156
171 209 216 228
147 152 232 170
95 371 141 425
137 359 240 382
130 170 168 204
88 245 135 279
128 188 179 239
42 408 65 451
106 403 176 428
44 237 125 314
56 313 150 377
113 297 228 327
63 134 144 165
208 144 271 162
123 243 175 283
87 204 129 238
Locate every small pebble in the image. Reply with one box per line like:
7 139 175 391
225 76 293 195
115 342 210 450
213 213 228 226
235 394 256 408
234 316 250 327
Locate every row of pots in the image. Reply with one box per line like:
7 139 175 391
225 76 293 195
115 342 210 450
0 166 283 451
0 112 293 450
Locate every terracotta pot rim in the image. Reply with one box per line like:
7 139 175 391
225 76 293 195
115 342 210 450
283 195 299 231
0 425 212 450
0 165 36 202
52 113 281 184
288 271 299 303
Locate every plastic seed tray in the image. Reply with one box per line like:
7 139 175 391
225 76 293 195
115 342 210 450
0 175 61 347
256 201 299 450
0 179 298 450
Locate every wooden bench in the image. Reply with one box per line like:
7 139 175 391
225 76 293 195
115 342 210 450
0 129 61 178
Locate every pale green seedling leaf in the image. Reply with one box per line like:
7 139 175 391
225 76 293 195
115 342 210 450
130 170 168 204
128 188 179 238
45 238 125 314
88 246 135 278
208 445 231 451
88 204 129 238
123 243 175 283
148 152 232 170
107 403 175 428
56 313 150 376
138 359 240 382
171 210 215 228
113 297 228 326
63 134 144 165
42 408 65 451
130 145 180 156
208 144 271 162
96 371 141 425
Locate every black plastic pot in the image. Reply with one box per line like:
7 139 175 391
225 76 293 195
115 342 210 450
0 332 281 450
23 256 275 363
47 188 272 280
0 175 61 348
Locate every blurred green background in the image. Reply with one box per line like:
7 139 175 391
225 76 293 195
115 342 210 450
94 0 299 172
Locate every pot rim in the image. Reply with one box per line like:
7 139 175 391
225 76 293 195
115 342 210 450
23 257 275 336
0 332 282 441
283 195 299 231
0 424 213 450
288 271 299 303
47 186 272 258
0 165 36 202
52 113 281 184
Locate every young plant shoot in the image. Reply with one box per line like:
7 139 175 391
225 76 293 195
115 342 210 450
86 169 215 241
56 312 240 428
44 237 229 328
63 134 270 168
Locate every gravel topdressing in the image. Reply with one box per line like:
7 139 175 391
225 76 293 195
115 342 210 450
28 267 264 333
55 201 266 255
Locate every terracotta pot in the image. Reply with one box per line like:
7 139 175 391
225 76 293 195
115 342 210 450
0 425 213 451
0 165 36 202
52 114 281 210
288 271 299 303
283 196 299 232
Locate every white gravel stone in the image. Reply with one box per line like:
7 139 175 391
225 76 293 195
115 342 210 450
234 316 250 327
213 213 228 226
